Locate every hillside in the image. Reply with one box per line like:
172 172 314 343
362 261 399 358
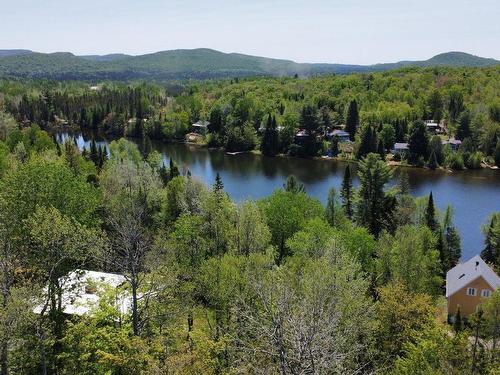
0 48 498 80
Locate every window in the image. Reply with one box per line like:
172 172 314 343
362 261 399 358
481 289 491 298
466 288 476 296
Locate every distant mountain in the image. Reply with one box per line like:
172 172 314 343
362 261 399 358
0 48 497 80
80 53 131 62
0 49 34 58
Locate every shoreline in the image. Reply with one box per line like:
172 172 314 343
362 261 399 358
48 126 497 173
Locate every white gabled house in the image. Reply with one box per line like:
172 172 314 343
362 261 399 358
34 269 132 316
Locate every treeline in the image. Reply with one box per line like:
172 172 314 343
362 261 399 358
0 121 499 374
1 66 500 167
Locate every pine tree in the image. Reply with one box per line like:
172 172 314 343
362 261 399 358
377 138 385 160
89 140 98 166
408 120 429 165
326 187 338 227
425 192 438 232
481 215 499 267
356 125 377 159
283 175 305 194
427 150 438 169
453 307 464 332
340 165 353 219
214 172 224 193
169 158 180 180
345 99 359 141
159 163 169 186
443 206 461 269
330 135 340 157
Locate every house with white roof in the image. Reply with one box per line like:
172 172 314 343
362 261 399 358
34 269 131 316
446 255 500 320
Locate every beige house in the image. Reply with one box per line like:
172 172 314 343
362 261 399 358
446 255 500 320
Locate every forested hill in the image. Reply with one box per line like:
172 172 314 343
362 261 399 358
0 48 498 80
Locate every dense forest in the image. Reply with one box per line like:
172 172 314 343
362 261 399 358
1 65 499 169
0 111 499 373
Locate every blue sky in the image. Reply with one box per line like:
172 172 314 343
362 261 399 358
1 0 499 64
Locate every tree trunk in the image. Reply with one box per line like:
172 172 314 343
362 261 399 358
131 278 139 336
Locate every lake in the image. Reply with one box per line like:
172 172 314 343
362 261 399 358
56 132 500 261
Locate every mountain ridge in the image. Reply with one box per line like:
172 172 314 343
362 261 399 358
0 48 498 80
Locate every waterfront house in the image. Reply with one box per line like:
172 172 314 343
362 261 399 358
392 142 409 156
443 138 462 151
191 120 210 135
425 120 443 134
446 255 500 320
34 269 131 316
294 129 310 145
327 130 351 142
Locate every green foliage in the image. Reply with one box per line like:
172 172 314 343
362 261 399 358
356 153 394 237
376 225 442 295
258 189 323 263
408 120 429 165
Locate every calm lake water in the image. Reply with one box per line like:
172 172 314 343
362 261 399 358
56 132 500 261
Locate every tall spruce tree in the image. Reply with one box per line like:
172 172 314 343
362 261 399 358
356 153 393 237
340 165 353 219
481 214 499 267
425 191 438 232
356 125 378 159
326 187 338 227
214 172 224 193
443 206 461 269
345 99 359 141
408 120 429 165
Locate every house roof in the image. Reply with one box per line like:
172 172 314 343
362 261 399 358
331 130 350 137
192 120 210 127
443 138 462 146
34 269 131 316
446 255 500 297
393 142 409 150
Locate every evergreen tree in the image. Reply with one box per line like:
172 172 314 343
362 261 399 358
456 110 472 141
169 158 180 180
284 175 305 194
443 206 461 269
214 172 224 193
356 125 377 159
159 163 169 186
356 153 394 237
453 307 464 333
326 187 338 227
427 150 438 170
377 138 386 160
261 114 279 156
330 135 340 157
340 165 353 219
408 120 429 165
425 192 439 232
345 99 359 141
481 214 499 267
89 139 98 166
